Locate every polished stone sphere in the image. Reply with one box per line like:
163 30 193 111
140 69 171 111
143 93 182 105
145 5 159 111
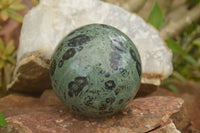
50 24 142 117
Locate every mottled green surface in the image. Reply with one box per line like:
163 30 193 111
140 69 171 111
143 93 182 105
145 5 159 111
50 24 142 117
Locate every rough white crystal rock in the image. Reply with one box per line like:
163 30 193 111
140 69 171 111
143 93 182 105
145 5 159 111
16 0 172 88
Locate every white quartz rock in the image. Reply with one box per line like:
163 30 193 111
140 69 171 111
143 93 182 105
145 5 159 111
11 0 173 91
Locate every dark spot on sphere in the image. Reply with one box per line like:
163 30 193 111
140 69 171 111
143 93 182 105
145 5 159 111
119 68 128 77
106 97 115 104
129 48 141 77
68 77 88 97
68 91 73 97
68 35 91 47
68 82 79 91
84 96 94 106
68 82 78 97
60 42 65 48
58 60 64 68
126 98 131 102
119 99 124 104
75 77 88 88
56 45 63 56
109 107 114 112
136 62 142 77
72 105 80 112
99 103 107 110
80 30 88 34
105 80 116 90
100 70 110 77
62 48 76 60
106 98 110 103
50 59 56 76
129 48 137 62
97 90 100 95
100 70 105 74
115 88 120 95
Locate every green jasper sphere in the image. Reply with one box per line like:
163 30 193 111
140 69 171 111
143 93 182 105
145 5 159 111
50 24 142 117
